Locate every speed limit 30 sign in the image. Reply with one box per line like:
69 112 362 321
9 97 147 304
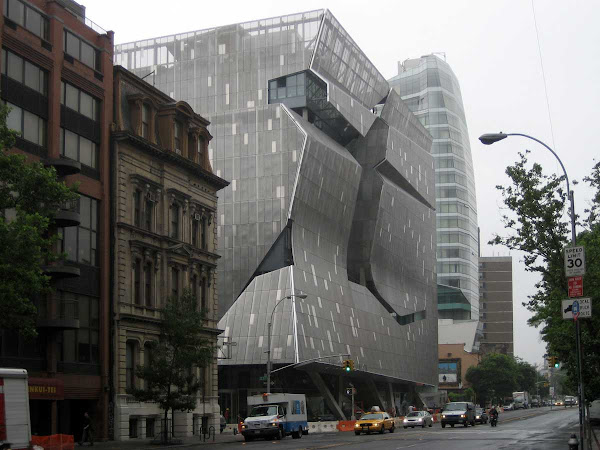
565 246 585 277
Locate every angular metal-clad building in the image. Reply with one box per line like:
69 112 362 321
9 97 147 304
114 10 438 420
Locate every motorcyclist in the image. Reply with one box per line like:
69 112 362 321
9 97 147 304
489 406 499 424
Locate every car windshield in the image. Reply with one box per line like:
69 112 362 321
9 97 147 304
249 405 278 417
360 414 383 420
407 412 421 417
443 403 467 411
476 408 483 414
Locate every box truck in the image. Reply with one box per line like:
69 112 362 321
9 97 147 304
0 368 31 450
241 393 308 441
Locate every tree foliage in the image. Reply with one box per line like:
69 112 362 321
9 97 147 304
466 353 518 405
128 290 213 441
491 151 600 404
515 358 537 393
0 103 79 337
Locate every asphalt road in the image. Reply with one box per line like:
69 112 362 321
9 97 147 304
219 406 581 450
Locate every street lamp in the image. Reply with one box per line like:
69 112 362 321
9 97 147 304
266 292 307 393
479 131 585 447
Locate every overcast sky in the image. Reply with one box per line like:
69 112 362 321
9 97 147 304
84 0 600 367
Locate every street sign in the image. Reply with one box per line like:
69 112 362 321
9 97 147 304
565 246 585 277
568 276 583 297
562 298 592 320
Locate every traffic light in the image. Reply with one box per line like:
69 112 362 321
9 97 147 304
342 359 354 372
554 358 560 369
547 356 558 368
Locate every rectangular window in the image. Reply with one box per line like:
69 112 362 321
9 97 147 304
170 204 179 239
171 267 179 298
134 259 141 305
192 218 198 247
58 292 99 365
141 104 150 138
201 278 207 311
144 263 152 307
144 198 153 231
64 30 101 72
4 101 46 147
61 195 98 265
126 341 135 390
174 121 181 153
60 81 100 121
4 0 48 40
59 128 97 168
146 418 155 438
133 190 141 227
201 217 207 249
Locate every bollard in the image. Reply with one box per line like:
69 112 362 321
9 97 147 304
568 433 578 450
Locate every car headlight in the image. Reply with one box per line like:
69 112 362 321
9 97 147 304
417 418 422 422
403 418 408 423
442 414 446 419
241 425 247 429
355 423 360 428
476 415 480 419
270 422 279 427
460 414 466 418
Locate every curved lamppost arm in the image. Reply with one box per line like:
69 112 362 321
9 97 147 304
266 293 306 393
479 131 584 447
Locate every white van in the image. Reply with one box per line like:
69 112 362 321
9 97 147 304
0 368 31 450
242 393 308 441
589 399 600 424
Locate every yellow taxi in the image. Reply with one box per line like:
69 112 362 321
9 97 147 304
354 411 395 435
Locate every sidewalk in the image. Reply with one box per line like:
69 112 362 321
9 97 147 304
82 432 244 450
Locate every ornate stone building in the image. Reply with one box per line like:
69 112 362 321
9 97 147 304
110 66 228 440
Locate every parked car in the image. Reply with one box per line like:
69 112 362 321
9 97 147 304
475 408 488 424
503 403 514 411
403 411 433 428
354 412 395 435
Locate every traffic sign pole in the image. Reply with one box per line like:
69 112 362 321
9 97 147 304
568 192 586 449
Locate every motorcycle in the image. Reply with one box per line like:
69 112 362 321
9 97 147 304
490 415 498 427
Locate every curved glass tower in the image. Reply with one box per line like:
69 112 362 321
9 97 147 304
389 55 479 320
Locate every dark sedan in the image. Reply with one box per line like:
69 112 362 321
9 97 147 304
475 408 488 424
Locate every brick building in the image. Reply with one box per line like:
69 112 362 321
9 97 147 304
0 0 113 439
110 66 228 440
478 256 514 355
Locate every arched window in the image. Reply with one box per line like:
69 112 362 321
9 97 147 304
133 259 141 305
170 203 179 239
126 341 136 390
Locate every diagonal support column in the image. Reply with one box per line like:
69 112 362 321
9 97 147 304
307 371 347 421
366 378 386 411
388 382 395 416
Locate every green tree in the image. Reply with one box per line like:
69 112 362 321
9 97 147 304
0 103 78 337
465 353 518 405
128 290 213 442
515 358 537 392
491 152 600 404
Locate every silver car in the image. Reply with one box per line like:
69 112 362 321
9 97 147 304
403 411 433 428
